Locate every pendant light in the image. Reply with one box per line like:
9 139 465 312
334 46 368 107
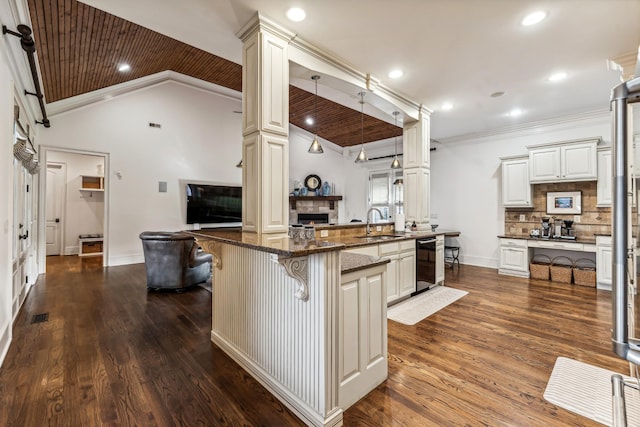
308 75 324 153
354 92 367 163
390 111 402 169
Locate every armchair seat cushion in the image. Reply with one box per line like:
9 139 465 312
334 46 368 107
139 231 212 290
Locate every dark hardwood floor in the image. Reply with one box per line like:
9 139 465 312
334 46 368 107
0 256 631 426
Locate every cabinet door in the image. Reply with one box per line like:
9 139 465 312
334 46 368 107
597 149 612 207
403 168 430 224
385 256 400 303
561 142 597 180
398 251 416 297
338 268 387 409
499 246 529 272
596 244 613 290
435 239 445 284
529 147 560 182
502 158 532 207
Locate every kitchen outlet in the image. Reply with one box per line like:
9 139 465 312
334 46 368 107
574 215 581 223
376 226 382 231
320 230 329 238
519 214 526 221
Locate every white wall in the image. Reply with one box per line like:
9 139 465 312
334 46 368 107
430 112 612 268
40 81 243 265
46 151 105 254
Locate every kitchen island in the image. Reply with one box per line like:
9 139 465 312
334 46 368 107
188 226 455 426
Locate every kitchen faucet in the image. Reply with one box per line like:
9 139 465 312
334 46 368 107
366 208 383 235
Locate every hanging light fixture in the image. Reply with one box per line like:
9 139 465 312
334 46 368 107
308 75 324 153
354 92 367 163
390 111 402 169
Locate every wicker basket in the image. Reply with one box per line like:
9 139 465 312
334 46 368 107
550 256 573 284
573 258 596 287
530 254 551 280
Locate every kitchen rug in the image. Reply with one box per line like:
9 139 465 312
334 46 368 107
544 357 640 426
387 286 467 325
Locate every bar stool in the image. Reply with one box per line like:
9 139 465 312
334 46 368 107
444 245 460 269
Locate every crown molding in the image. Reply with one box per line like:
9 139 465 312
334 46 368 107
436 109 611 144
47 71 241 117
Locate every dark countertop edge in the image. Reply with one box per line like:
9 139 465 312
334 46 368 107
497 235 597 245
188 229 460 257
341 253 390 275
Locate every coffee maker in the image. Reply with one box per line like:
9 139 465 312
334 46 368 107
541 217 552 239
562 220 576 239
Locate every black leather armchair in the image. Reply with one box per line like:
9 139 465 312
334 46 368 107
139 231 212 290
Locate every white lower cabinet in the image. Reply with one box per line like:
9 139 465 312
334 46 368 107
343 239 417 305
596 237 612 291
435 235 445 284
339 263 388 409
498 238 530 277
381 240 416 304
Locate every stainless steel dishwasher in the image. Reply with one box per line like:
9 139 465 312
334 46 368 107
415 237 437 294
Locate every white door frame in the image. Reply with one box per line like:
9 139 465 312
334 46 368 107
38 146 110 273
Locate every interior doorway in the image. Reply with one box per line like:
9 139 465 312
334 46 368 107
45 162 65 256
39 147 109 271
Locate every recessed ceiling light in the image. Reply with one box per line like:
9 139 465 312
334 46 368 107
521 10 547 26
118 63 131 72
441 102 453 111
388 69 403 79
548 72 568 82
508 108 523 117
305 117 314 126
286 7 306 22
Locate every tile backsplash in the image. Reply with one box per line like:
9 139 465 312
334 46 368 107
504 181 612 239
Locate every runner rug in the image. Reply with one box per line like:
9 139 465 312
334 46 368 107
387 286 467 325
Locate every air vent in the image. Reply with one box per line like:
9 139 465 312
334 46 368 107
31 312 49 324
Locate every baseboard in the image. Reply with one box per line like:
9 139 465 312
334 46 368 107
498 268 530 278
64 245 79 255
0 320 11 368
107 254 144 266
459 255 498 269
210 331 343 427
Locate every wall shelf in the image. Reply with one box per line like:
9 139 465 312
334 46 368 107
80 175 104 191
289 195 342 210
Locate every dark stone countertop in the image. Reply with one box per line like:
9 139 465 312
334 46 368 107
340 253 390 274
497 235 597 245
187 228 460 257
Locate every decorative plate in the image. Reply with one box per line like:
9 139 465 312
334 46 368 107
304 174 322 191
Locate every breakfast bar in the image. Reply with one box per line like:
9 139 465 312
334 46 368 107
188 225 455 426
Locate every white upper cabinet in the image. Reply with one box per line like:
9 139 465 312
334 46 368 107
528 138 599 183
501 155 532 207
597 148 612 207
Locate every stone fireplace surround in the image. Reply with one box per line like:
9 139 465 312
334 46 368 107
289 197 339 225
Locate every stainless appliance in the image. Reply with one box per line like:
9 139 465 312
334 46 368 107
416 237 438 294
541 217 552 239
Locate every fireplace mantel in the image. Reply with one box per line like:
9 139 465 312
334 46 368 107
289 195 343 210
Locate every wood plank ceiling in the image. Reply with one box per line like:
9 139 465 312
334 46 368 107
26 0 401 147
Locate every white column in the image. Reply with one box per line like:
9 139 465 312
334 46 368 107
238 15 292 234
402 109 431 228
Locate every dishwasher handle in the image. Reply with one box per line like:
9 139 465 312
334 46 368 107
417 238 437 246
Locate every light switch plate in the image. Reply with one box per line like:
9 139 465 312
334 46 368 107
574 215 581 223
320 230 329 238
376 226 382 231
159 181 167 192
519 214 526 221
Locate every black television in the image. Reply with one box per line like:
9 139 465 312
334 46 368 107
186 183 242 226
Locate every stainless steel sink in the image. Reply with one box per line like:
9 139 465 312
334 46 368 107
356 234 398 241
